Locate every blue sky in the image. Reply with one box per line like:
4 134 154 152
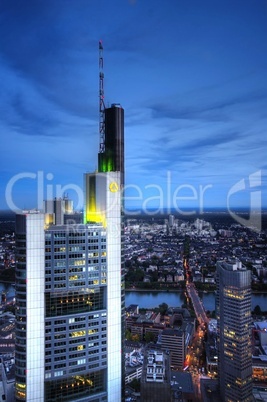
0 0 266 213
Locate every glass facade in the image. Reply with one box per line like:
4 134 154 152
15 216 109 402
98 104 124 182
45 225 108 401
216 260 253 402
45 371 106 402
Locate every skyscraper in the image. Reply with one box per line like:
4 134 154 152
15 175 124 402
15 212 111 401
15 50 125 401
84 102 125 401
216 259 253 402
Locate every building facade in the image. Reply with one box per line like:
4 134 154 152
15 212 45 401
216 259 253 402
15 100 125 401
140 349 171 402
161 328 185 370
15 54 125 400
15 194 123 402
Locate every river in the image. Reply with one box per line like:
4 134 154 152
125 290 267 312
1 284 266 313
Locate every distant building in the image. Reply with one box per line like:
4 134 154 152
168 215 174 227
204 273 215 284
192 270 202 283
216 259 253 401
1 355 15 402
252 320 267 384
0 312 15 357
200 378 220 402
161 327 186 370
125 304 139 316
126 310 163 341
205 319 218 378
164 307 191 328
170 371 195 401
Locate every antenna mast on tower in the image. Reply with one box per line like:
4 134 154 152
99 40 105 153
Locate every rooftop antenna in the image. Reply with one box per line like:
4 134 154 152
99 40 105 153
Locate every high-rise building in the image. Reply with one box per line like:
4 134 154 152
84 102 125 401
15 212 111 401
216 259 253 402
15 173 124 402
15 43 125 402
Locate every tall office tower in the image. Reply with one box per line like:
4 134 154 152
15 211 113 401
168 214 174 228
216 259 253 402
84 170 124 402
14 41 124 402
84 92 125 401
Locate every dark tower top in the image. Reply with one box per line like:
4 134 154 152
98 103 124 185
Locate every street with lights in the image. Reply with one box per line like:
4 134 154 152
184 258 211 400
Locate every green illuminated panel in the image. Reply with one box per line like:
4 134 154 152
98 151 114 173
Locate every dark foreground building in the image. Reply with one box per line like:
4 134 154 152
140 349 171 402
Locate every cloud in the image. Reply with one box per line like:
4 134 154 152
149 89 267 122
0 0 266 210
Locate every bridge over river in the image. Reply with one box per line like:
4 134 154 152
186 282 210 325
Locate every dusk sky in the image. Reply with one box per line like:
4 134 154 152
1 0 266 214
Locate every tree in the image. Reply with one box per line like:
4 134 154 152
132 334 140 342
125 267 144 283
125 329 132 341
130 379 140 392
159 302 168 316
150 271 158 282
144 332 155 343
254 305 262 316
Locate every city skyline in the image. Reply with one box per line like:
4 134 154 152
1 0 267 212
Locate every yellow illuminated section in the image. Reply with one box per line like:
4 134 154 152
71 330 86 337
69 275 78 281
84 174 107 227
15 383 26 399
74 375 93 386
86 210 106 227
